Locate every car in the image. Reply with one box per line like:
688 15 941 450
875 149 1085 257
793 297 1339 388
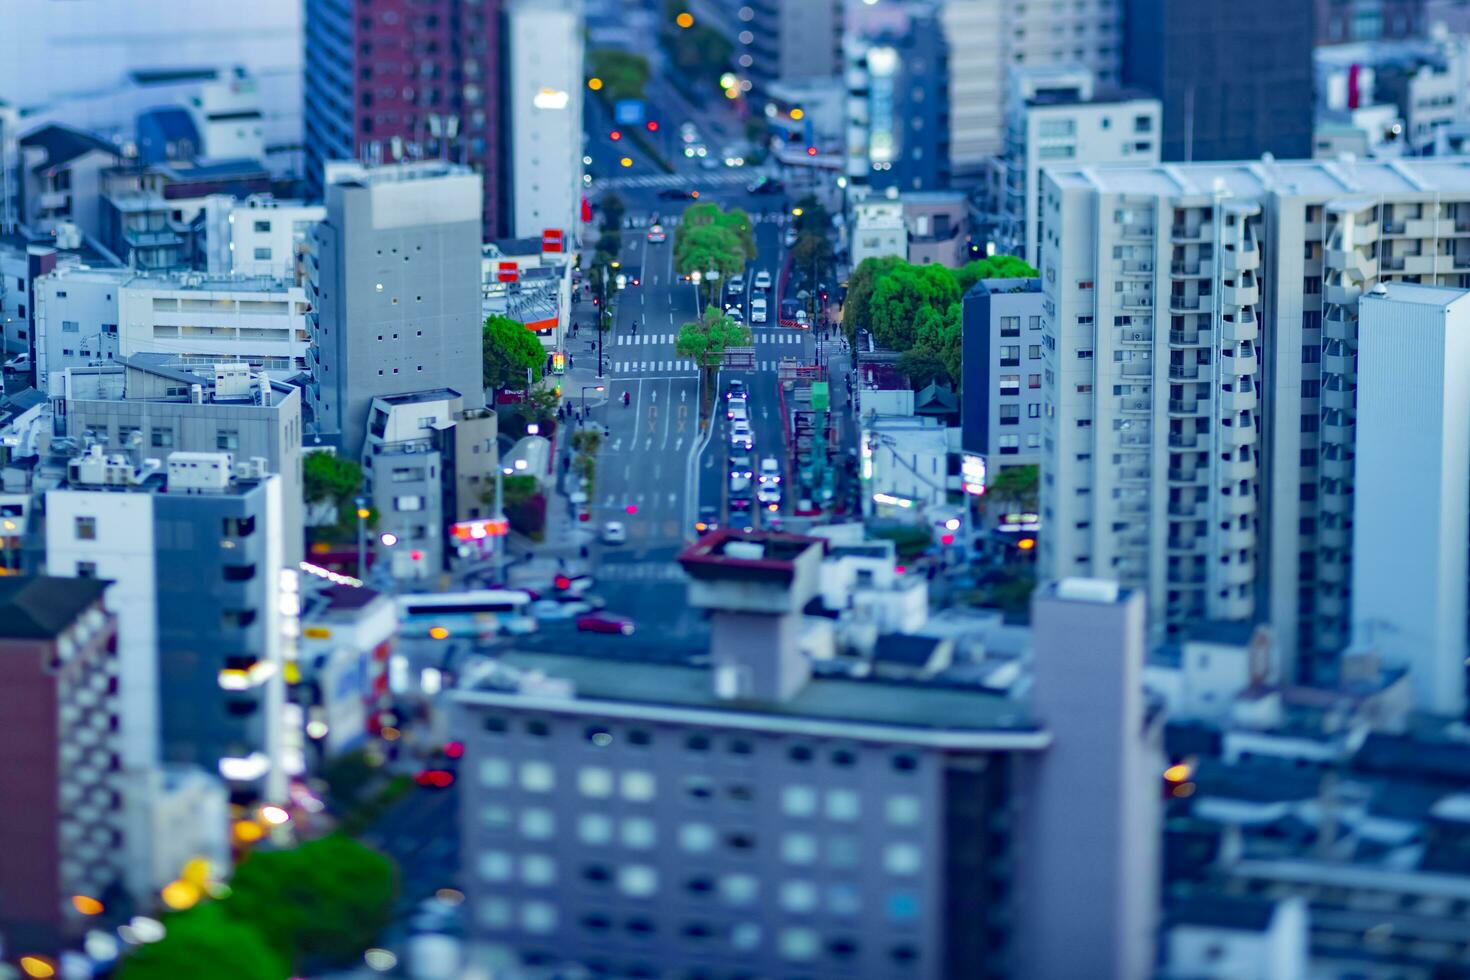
3 353 29 373
683 142 708 159
759 457 781 484
729 492 753 511
600 521 626 545
748 176 785 195
729 456 753 492
694 506 720 534
750 298 768 323
726 379 747 399
729 420 753 450
679 122 700 143
729 405 749 426
529 598 591 620
725 393 748 419
724 306 744 325
698 155 721 170
753 270 773 291
757 483 781 505
553 572 596 594
576 612 636 636
783 228 798 248
658 188 696 201
414 769 456 789
646 224 666 243
725 275 745 296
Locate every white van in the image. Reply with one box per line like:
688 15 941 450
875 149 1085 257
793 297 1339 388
750 297 768 323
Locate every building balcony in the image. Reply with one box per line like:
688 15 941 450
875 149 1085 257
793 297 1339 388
1318 591 1347 620
1320 450 1353 482
1120 259 1154 277
1221 422 1256 448
1221 453 1257 481
1322 415 1354 445
1120 292 1153 310
1117 465 1150 482
1118 431 1151 446
1319 560 1349 586
1168 294 1204 313
1319 522 1350 550
1318 488 1353 515
1121 362 1153 378
1403 253 1443 276
1117 497 1149 515
1221 525 1256 551
1168 398 1203 416
1169 329 1205 346
1121 223 1155 239
1222 240 1260 272
1166 536 1201 555
1171 224 1209 242
1168 363 1200 381
1322 349 1354 377
1167 467 1204 485
1214 592 1254 621
1325 248 1376 278
1117 327 1154 345
1322 312 1354 344
1167 500 1198 518
1221 386 1258 413
1222 281 1259 307
1170 260 1203 277
1221 492 1254 516
1219 560 1255 587
1321 385 1354 413
1402 217 1454 239
1221 315 1258 345
1168 432 1200 448
1119 395 1151 413
1117 533 1150 551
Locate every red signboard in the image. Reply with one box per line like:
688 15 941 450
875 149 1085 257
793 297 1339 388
497 261 519 283
542 228 565 253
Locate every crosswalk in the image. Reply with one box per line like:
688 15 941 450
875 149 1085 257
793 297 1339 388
597 170 754 190
611 359 698 374
754 332 805 345
597 562 689 583
624 212 789 230
613 333 678 346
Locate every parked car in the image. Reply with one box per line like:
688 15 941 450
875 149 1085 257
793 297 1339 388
3 353 29 373
600 521 626 545
576 612 636 636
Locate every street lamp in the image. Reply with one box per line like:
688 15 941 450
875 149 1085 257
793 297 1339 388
580 384 606 416
493 465 514 584
354 496 370 577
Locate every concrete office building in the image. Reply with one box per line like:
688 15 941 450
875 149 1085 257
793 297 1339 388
34 266 310 386
303 0 505 237
43 450 290 800
939 0 1122 177
222 196 326 282
993 68 1160 266
1037 157 1470 668
1121 0 1314 162
735 0 842 89
0 577 119 958
52 355 306 563
960 278 1047 474
307 162 485 458
842 8 951 194
1352 284 1470 716
506 0 584 243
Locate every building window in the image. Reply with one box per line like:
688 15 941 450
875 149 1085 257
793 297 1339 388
62 320 79 333
519 808 555 840
719 873 758 906
253 247 272 261
679 823 717 853
999 374 1020 395
884 843 922 875
1028 345 1041 359
395 495 425 512
1028 374 1041 389
1029 315 1042 330
887 892 920 922
621 770 656 801
253 220 272 233
779 881 818 913
577 813 613 845
479 757 511 787
1000 406 1020 425
1028 403 1041 419
886 794 921 826
620 817 656 849
779 926 821 961
999 345 1020 366
478 850 513 882
520 901 557 934
75 516 97 540
578 766 614 798
999 316 1020 337
617 865 658 897
76 561 98 578
999 435 1020 455
825 789 860 821
781 833 818 865
521 854 556 887
519 761 554 792
151 429 175 448
216 430 239 451
781 785 818 817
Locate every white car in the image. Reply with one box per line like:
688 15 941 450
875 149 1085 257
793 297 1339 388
647 224 666 243
726 394 748 419
783 228 798 248
730 421 753 450
729 405 748 427
724 306 744 325
3 353 29 373
750 298 768 324
757 483 781 506
753 270 773 291
759 457 781 485
726 275 745 296
729 454 754 492
601 521 626 545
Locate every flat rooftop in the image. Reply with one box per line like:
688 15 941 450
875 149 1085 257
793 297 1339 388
45 265 297 294
462 651 1044 746
1048 157 1470 199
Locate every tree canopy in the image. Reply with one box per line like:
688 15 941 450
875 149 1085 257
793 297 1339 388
868 263 961 352
676 305 752 370
116 904 288 980
586 49 650 103
843 254 1038 343
303 452 362 506
482 314 544 392
953 254 1039 295
674 218 749 281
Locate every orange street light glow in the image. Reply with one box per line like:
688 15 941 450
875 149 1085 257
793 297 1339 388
19 957 56 979
676 12 694 28
587 77 603 91
71 895 104 916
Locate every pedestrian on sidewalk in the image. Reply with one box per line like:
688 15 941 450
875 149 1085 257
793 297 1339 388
569 354 575 370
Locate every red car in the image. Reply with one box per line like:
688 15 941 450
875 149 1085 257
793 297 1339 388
576 613 636 636
415 769 455 789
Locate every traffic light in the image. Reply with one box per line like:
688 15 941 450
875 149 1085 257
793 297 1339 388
646 120 659 132
806 146 817 156
610 129 622 141
551 352 566 375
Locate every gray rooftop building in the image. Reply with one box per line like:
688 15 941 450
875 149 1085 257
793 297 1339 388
452 532 1161 978
307 162 485 458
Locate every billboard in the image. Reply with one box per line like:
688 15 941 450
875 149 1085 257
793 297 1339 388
614 99 646 125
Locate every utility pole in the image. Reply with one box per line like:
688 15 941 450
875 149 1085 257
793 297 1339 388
354 495 370 577
597 265 607 379
493 465 508 584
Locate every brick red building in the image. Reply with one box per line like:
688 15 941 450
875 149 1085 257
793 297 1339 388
304 0 505 237
0 577 119 959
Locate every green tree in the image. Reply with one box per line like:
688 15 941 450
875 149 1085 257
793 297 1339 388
912 300 963 387
674 222 748 282
586 49 651 103
678 306 752 416
595 229 622 257
953 255 1038 295
868 263 961 351
896 347 950 389
841 254 903 340
986 464 1040 513
679 203 755 260
303 452 362 506
482 315 545 393
116 904 287 980
223 833 397 969
791 233 836 294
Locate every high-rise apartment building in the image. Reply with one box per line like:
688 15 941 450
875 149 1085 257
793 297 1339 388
960 278 1047 473
307 162 485 458
303 0 504 237
0 577 118 958
1036 157 1470 670
939 0 1121 178
1121 0 1314 162
1352 283 1470 716
506 0 584 242
735 0 843 89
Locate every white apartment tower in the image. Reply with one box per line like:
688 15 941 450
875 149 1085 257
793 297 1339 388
1038 158 1470 670
507 0 584 242
1352 283 1470 716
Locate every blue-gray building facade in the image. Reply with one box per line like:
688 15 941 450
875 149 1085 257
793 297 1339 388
960 278 1045 475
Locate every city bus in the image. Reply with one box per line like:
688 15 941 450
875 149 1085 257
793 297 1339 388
396 590 536 640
